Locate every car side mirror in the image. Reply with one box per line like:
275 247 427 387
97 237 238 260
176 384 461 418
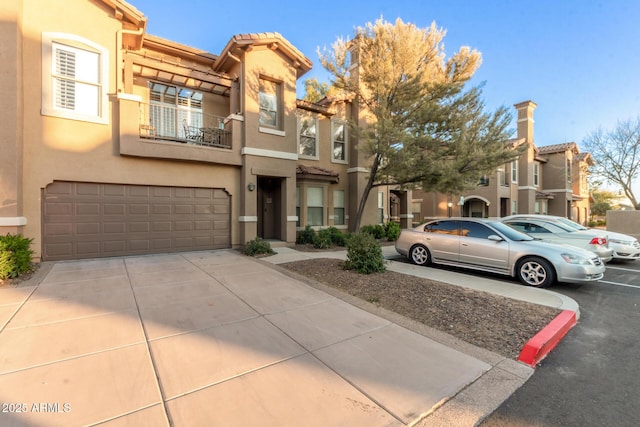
488 235 503 242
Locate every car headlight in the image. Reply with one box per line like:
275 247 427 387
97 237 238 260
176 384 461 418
561 253 592 265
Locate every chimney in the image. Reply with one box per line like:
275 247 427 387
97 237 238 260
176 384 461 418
514 100 537 144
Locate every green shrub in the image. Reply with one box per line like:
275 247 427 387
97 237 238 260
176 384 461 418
384 221 401 241
313 229 333 249
0 233 34 280
327 226 347 246
360 224 386 240
243 237 275 256
343 232 386 274
296 225 316 245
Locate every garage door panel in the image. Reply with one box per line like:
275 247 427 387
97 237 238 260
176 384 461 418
42 182 231 261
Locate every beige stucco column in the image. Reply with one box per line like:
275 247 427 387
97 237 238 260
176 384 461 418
0 2 26 234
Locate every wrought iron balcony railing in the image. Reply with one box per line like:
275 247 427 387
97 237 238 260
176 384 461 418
138 103 231 149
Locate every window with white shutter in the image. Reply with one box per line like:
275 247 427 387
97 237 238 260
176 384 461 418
42 33 108 123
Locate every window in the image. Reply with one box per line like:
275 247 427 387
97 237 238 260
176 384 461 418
424 221 459 235
295 187 300 227
298 115 318 158
149 82 203 139
461 221 493 239
307 187 324 226
511 200 517 215
332 121 347 162
500 164 508 186
479 175 489 186
259 78 280 128
333 190 345 225
412 202 422 226
533 162 540 187
42 33 108 123
511 159 518 183
377 192 384 223
566 158 572 185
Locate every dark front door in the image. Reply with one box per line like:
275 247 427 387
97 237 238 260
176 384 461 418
257 177 282 240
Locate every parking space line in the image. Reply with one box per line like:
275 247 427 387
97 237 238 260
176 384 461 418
605 266 640 273
598 280 640 289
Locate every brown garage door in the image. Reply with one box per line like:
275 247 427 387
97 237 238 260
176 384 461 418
42 181 230 261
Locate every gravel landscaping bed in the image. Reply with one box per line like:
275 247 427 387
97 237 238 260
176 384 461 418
279 257 562 359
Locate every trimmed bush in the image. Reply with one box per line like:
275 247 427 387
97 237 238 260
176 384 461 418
0 233 34 280
296 225 316 245
343 232 386 274
384 221 401 241
360 224 386 240
243 237 275 256
313 229 333 249
327 226 347 246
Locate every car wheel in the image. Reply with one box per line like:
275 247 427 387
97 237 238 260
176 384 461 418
410 245 431 266
517 257 555 287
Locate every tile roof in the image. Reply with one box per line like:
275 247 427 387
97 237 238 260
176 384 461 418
296 165 339 181
537 142 577 154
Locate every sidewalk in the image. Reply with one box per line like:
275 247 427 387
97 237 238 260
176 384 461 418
0 247 578 426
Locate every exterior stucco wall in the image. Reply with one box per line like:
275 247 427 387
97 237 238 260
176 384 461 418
606 210 640 240
0 0 24 233
13 0 244 257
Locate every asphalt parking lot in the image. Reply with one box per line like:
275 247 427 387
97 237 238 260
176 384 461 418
483 259 640 426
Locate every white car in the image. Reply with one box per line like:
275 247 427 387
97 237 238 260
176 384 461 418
503 214 640 262
500 217 614 263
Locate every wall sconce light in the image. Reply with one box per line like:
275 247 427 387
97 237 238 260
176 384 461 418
247 182 256 192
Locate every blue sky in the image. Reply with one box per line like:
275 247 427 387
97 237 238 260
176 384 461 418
131 0 640 152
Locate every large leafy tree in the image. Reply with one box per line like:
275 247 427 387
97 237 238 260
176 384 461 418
590 188 618 217
582 118 640 210
318 18 522 230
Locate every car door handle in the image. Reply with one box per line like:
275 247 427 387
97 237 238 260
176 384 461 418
461 243 469 246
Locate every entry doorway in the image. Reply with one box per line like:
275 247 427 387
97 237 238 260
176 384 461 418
257 176 282 240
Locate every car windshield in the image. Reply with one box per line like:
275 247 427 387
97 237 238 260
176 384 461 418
488 221 534 241
555 217 588 230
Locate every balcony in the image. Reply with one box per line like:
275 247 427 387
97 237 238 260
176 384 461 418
118 94 242 166
138 103 231 149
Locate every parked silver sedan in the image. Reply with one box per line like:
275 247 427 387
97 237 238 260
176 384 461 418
395 218 605 287
500 217 614 263
503 214 640 262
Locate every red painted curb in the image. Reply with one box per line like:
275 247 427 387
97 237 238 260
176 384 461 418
518 310 577 367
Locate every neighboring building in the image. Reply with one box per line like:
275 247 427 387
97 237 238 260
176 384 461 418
413 101 593 225
1 0 411 261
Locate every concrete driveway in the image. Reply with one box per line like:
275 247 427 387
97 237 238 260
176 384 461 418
0 249 529 426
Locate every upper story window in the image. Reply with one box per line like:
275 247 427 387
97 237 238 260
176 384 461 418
479 175 489 186
511 159 518 183
533 162 540 187
566 158 572 185
332 120 348 163
42 33 108 124
259 77 282 130
148 82 203 140
298 114 318 159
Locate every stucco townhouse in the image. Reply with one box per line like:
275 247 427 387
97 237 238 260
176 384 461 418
412 100 593 224
1 0 414 261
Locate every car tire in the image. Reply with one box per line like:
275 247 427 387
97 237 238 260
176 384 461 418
410 245 431 266
516 257 556 287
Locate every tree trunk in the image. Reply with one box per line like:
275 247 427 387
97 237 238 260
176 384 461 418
353 155 381 231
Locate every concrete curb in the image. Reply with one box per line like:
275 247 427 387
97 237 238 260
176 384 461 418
517 310 577 367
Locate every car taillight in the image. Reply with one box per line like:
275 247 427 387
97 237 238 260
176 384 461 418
589 237 607 245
